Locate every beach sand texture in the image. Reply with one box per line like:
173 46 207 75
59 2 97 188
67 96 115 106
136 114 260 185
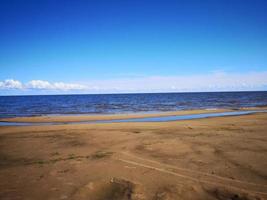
1 110 267 200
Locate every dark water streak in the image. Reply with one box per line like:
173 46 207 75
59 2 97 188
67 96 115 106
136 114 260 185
0 110 266 126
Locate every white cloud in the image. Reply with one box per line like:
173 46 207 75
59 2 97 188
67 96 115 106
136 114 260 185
83 71 267 92
27 80 53 89
52 82 87 90
0 79 87 91
0 71 267 94
27 80 87 90
0 79 23 89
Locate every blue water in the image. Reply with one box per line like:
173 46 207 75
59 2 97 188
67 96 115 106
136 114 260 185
0 91 267 118
0 110 265 126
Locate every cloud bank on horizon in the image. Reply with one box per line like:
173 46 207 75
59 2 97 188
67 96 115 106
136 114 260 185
1 71 267 95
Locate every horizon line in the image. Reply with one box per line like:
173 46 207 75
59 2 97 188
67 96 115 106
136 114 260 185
1 90 266 97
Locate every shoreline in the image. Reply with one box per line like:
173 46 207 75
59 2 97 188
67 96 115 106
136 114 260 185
0 110 266 127
1 106 267 123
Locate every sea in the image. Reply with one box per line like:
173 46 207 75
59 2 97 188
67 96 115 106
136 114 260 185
0 91 267 118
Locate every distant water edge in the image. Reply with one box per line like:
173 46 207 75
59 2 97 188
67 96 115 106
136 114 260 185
0 91 267 118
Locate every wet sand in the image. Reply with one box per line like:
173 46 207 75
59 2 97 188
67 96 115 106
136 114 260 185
2 106 266 123
1 110 267 200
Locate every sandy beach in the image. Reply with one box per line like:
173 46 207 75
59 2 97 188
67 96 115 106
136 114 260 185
1 109 267 200
2 0 267 199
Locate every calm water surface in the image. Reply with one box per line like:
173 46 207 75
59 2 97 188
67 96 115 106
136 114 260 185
0 91 267 118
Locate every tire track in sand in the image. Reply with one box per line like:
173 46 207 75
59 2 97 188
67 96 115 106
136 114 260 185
121 151 267 188
114 152 267 196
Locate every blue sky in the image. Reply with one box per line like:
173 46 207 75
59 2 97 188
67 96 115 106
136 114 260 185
0 0 267 94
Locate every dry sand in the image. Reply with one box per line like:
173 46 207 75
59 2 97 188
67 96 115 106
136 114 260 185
1 110 267 200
